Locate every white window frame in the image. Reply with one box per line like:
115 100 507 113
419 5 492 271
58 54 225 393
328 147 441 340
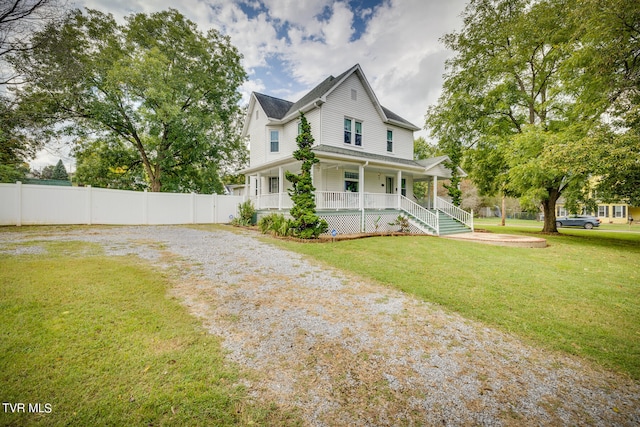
613 205 626 218
386 129 393 153
598 205 609 218
269 130 279 153
344 171 359 192
344 118 362 146
268 176 279 194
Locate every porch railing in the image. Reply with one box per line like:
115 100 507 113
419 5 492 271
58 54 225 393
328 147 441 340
252 193 292 210
364 193 398 209
251 192 471 234
316 191 360 210
400 196 439 233
436 196 474 231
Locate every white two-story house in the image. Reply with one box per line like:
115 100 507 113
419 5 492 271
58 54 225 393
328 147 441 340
240 64 472 235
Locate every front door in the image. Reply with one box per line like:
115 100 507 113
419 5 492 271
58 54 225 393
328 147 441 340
386 176 394 194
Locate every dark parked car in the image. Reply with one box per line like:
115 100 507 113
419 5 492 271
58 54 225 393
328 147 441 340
555 215 601 229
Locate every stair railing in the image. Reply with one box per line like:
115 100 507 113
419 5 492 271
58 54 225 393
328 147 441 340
400 196 439 234
436 197 474 231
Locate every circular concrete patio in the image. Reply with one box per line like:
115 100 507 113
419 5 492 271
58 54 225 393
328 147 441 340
442 231 547 248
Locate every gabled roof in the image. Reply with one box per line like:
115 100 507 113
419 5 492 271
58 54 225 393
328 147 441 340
253 93 293 120
250 64 419 131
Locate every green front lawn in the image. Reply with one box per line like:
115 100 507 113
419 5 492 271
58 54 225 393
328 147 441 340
268 226 640 380
0 240 297 426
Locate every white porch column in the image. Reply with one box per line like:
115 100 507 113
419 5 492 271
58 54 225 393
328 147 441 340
397 170 402 209
244 174 249 202
359 163 365 232
256 173 261 209
433 176 438 209
278 166 284 210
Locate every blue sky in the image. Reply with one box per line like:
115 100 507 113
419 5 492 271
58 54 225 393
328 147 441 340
34 0 468 170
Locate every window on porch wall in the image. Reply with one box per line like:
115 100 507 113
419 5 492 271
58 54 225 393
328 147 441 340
345 171 358 192
269 176 279 194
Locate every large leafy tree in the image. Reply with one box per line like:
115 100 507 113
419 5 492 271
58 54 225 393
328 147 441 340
1 0 63 84
426 0 597 233
9 8 246 193
567 0 640 206
0 96 38 182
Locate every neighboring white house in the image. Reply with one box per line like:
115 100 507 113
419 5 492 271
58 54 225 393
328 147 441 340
240 64 472 235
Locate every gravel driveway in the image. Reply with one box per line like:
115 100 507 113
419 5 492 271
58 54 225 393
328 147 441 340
2 225 639 426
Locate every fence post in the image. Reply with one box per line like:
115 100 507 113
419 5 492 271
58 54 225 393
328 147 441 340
212 194 218 224
86 185 92 225
15 181 22 227
143 189 148 225
191 192 196 224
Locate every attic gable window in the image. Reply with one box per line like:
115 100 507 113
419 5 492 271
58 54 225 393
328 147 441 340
344 118 362 146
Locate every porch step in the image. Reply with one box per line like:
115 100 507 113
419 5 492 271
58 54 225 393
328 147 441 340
436 211 472 236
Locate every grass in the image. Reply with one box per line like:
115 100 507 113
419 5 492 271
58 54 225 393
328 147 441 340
0 239 298 426
262 223 640 380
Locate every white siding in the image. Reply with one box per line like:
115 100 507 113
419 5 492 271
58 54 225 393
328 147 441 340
247 100 269 168
321 73 414 160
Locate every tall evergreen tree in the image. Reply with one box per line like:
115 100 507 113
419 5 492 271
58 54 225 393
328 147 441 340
51 159 68 180
285 112 328 239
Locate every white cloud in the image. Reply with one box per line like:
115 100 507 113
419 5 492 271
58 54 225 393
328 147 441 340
32 0 468 168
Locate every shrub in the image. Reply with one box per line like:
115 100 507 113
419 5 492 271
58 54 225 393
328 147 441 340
257 213 292 237
389 215 410 233
232 200 256 226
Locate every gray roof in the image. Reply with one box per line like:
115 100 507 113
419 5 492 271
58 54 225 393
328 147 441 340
253 64 418 129
254 92 293 119
312 144 424 168
381 106 418 129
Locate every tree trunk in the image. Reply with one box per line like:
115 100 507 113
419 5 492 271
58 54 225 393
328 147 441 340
541 188 560 233
500 194 506 226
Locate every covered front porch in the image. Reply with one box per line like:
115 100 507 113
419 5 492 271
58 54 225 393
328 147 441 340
241 146 473 236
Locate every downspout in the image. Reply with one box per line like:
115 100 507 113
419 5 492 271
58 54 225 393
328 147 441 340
360 161 368 232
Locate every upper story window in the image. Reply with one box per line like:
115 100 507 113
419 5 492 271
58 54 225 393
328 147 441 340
270 130 279 153
387 130 393 152
344 118 362 146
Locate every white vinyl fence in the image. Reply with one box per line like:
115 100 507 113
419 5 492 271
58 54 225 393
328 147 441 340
0 182 243 226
